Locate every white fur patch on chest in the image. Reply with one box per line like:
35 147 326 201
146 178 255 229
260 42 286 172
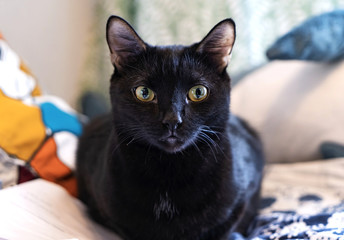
153 192 179 220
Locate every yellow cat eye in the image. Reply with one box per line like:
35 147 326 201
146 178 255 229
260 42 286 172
188 85 208 102
135 86 155 102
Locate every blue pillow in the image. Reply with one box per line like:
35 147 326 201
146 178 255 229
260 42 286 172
266 10 344 61
320 141 344 159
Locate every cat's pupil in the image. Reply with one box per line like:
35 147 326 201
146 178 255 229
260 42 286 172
195 88 203 98
141 88 149 99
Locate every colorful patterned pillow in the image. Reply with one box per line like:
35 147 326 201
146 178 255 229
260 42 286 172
0 33 82 196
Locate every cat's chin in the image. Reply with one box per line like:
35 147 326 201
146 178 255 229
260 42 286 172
157 136 189 153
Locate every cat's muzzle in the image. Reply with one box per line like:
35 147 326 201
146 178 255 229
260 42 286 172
158 135 185 153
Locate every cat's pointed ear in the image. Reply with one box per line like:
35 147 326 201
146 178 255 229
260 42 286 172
196 19 236 73
106 16 147 70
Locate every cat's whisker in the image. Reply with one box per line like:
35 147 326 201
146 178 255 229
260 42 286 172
196 134 218 163
199 132 220 154
200 125 222 140
125 133 147 146
191 139 203 158
200 128 227 155
198 129 227 162
201 130 220 140
127 137 136 146
111 134 133 155
116 125 146 141
112 126 148 154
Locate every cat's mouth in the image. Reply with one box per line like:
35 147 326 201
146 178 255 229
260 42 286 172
158 135 186 153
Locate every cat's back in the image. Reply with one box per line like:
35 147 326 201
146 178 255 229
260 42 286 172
77 113 112 158
228 114 261 151
228 114 264 194
76 114 113 199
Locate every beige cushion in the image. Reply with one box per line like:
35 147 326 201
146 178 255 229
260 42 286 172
231 60 344 163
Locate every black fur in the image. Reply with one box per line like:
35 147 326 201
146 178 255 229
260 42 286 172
77 16 264 240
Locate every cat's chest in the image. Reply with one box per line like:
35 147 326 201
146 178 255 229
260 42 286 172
113 139 233 212
153 191 179 220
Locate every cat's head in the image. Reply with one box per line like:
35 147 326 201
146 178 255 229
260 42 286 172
106 16 235 153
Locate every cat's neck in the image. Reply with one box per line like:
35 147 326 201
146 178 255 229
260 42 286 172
110 125 231 185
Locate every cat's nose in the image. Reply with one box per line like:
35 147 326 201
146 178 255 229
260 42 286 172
162 111 182 132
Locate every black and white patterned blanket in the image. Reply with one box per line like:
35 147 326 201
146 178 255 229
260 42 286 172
240 158 344 240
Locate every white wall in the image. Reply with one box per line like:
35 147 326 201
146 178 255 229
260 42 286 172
0 0 94 106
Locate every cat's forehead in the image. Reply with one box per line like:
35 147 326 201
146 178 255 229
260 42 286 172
147 45 204 74
141 46 204 85
153 45 187 62
157 44 185 52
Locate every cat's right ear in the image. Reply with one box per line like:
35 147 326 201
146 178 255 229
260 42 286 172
106 16 147 70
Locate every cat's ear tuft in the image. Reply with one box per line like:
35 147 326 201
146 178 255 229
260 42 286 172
196 19 236 73
106 16 147 70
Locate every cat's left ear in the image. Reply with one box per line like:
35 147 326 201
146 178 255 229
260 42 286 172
106 16 147 70
196 19 236 73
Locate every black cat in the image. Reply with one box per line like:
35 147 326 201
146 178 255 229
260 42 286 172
76 16 264 240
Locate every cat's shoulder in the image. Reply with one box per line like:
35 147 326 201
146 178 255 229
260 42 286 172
228 114 259 139
82 113 113 138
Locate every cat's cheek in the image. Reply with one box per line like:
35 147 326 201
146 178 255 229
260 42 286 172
187 103 213 122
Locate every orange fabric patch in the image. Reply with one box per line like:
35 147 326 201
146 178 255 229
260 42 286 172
57 175 77 197
0 90 46 160
31 85 42 96
19 61 34 77
30 137 77 197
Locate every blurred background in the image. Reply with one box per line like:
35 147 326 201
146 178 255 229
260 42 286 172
1 0 344 108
